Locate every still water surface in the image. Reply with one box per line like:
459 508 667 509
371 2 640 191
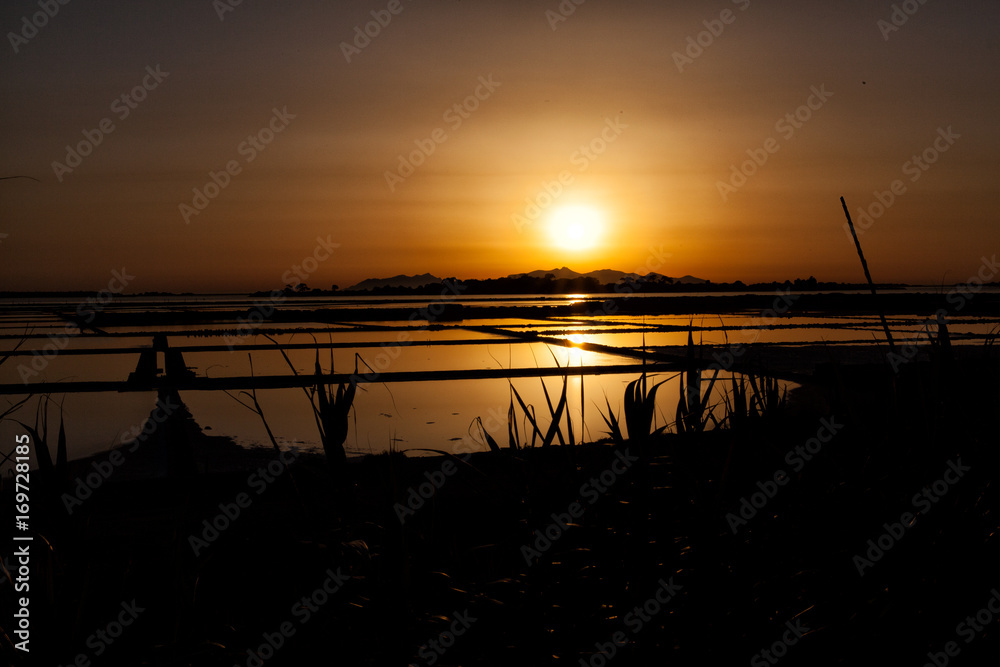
1 292 996 462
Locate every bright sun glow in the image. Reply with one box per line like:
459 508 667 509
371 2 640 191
548 205 604 251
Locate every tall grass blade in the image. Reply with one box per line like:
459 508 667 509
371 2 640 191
510 384 543 445
624 373 669 442
56 407 67 467
540 375 569 448
506 394 520 450
538 376 566 447
472 416 501 453
598 395 626 447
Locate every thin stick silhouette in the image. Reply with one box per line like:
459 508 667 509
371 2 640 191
840 196 895 351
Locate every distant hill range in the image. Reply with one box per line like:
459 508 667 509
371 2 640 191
348 267 707 291
347 273 444 291
507 267 708 285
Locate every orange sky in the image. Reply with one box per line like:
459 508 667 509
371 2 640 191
1 0 998 292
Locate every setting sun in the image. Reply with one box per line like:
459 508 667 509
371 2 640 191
1 2 998 660
548 205 604 251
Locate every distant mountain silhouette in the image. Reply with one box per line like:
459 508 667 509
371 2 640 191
507 267 708 285
674 274 710 285
347 273 443 291
508 267 621 282
346 268 709 291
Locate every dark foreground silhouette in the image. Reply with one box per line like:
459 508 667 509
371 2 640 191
3 342 998 666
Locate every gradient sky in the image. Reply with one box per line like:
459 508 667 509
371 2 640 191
1 0 998 292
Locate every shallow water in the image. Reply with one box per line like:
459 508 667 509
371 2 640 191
2 293 997 463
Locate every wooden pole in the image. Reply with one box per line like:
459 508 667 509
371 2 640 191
840 196 896 351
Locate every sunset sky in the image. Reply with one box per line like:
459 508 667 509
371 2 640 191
1 0 997 292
